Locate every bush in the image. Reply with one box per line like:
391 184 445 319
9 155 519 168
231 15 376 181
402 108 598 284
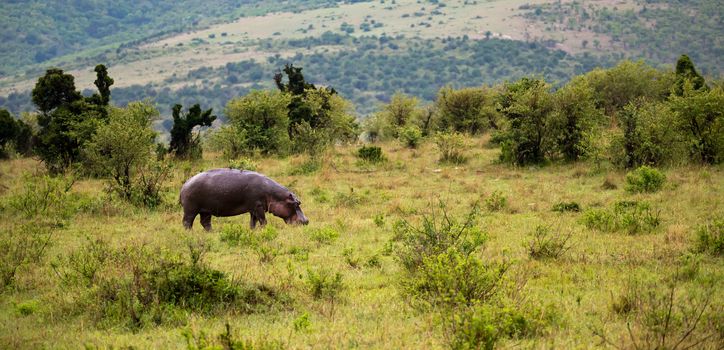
624 166 666 193
83 102 168 207
484 191 507 212
611 100 684 168
183 323 284 350
224 90 292 156
694 217 723 256
435 86 500 134
449 305 545 350
582 200 661 235
497 78 555 165
434 132 467 164
398 125 423 148
551 77 603 162
407 249 510 308
0 224 54 288
308 226 340 245
595 280 721 349
669 83 724 164
526 225 573 260
552 201 581 212
333 188 365 208
393 201 486 273
291 121 331 157
305 268 344 300
1 174 75 221
357 145 385 163
220 224 277 248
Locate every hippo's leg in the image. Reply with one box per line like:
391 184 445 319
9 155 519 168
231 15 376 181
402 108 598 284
200 213 212 231
183 211 197 230
250 213 257 229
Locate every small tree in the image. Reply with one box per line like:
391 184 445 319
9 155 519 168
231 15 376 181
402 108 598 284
224 90 291 156
436 86 498 134
497 78 555 165
611 100 683 168
168 104 216 159
673 54 707 96
551 77 603 161
669 82 723 164
0 109 18 158
84 101 162 205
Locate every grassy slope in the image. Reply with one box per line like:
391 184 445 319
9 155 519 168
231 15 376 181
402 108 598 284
0 136 722 348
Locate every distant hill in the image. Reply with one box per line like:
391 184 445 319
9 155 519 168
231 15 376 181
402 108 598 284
1 0 721 121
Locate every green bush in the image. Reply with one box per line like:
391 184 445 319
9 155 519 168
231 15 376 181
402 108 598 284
393 201 486 273
449 305 545 350
669 83 724 164
624 166 666 193
289 158 322 175
484 191 507 212
0 223 54 288
694 217 723 256
305 268 344 300
224 90 292 156
357 145 385 163
582 200 661 234
497 78 555 165
308 226 340 245
398 125 423 148
434 132 467 164
333 188 365 208
407 249 509 308
552 201 581 212
526 225 573 260
220 224 277 248
611 101 684 168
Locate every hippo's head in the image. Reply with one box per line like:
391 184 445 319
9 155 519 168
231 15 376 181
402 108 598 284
270 193 309 225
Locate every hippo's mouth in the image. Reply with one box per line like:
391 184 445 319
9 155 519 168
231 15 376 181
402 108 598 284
285 214 309 225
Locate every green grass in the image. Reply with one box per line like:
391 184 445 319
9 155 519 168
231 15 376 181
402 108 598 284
0 136 722 348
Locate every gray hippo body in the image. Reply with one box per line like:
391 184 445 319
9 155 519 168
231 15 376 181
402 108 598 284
180 168 308 230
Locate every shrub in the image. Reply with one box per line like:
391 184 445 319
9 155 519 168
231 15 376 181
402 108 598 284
435 86 499 134
497 78 555 165
1 174 75 221
526 225 573 260
669 83 723 164
552 201 581 212
398 125 423 148
434 131 467 164
183 323 284 350
448 305 545 350
308 226 340 245
624 166 666 193
168 104 216 159
333 188 365 208
305 268 344 300
220 224 277 248
0 224 54 288
357 145 385 163
694 217 723 256
224 90 292 156
582 200 661 234
551 77 603 162
611 101 684 168
393 201 486 273
484 191 507 212
407 249 510 308
595 281 721 349
291 120 331 157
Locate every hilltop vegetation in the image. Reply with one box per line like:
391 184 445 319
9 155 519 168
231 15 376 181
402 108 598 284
0 0 342 76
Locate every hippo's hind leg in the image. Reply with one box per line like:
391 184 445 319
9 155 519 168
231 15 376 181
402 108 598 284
183 210 198 230
200 213 212 231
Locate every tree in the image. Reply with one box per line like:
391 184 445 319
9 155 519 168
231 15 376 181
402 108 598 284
168 104 216 159
84 101 165 206
0 109 18 158
673 54 707 96
31 68 82 114
31 67 113 173
435 86 499 134
497 78 556 165
669 82 723 164
551 77 604 161
223 90 292 156
88 64 114 107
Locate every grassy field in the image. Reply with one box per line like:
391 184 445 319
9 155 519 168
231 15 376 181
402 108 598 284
0 135 722 348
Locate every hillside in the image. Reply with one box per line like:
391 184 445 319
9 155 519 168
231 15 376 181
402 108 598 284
0 0 722 120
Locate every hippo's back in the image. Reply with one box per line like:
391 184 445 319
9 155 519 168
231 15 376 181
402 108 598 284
180 169 266 215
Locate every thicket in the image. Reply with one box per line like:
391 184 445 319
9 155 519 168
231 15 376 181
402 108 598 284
168 104 216 159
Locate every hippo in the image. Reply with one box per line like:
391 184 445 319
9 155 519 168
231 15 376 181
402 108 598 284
179 168 309 230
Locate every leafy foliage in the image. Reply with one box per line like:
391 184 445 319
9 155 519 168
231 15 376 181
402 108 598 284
169 104 216 159
624 166 666 193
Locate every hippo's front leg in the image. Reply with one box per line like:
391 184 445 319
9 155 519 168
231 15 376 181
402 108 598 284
250 203 267 229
